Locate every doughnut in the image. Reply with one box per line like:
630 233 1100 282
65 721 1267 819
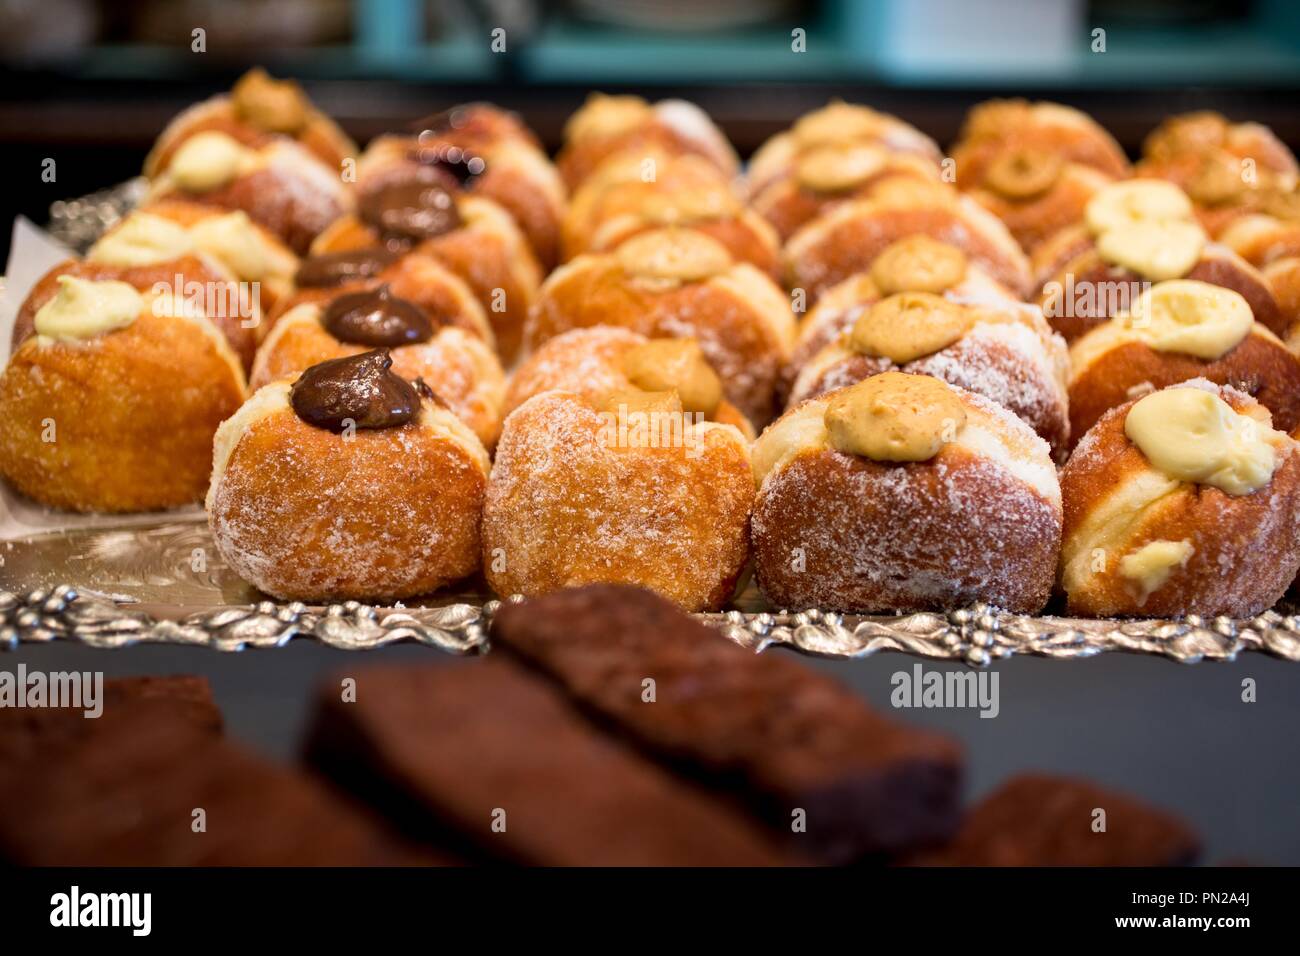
1066 279 1300 445
504 327 755 440
751 372 1062 612
749 142 942 242
145 68 357 176
0 276 246 512
1219 212 1300 342
1032 179 1287 341
207 349 489 602
783 179 1033 301
147 131 354 254
311 179 540 363
526 228 796 422
788 292 1070 458
1136 112 1299 235
481 389 753 612
785 235 1020 386
556 93 739 191
562 151 779 276
266 246 491 347
250 290 505 448
1059 379 1300 617
747 100 942 199
359 103 566 269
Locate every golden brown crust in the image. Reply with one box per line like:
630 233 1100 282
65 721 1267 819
15 258 258 371
1060 384 1300 617
967 163 1113 253
952 99 1131 184
481 391 754 612
208 403 485 602
526 255 794 423
0 313 246 513
784 201 1032 301
1067 331 1300 444
752 418 1061 613
503 327 755 440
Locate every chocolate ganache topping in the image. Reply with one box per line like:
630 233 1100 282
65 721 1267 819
294 248 399 288
321 284 434 347
290 349 422 432
360 168 462 244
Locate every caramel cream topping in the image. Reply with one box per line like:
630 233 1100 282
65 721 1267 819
1124 387 1281 495
848 293 972 364
984 147 1063 200
232 67 309 135
792 101 888 148
616 228 731 282
565 93 651 143
870 236 969 296
33 276 143 340
823 371 967 462
622 338 722 416
795 143 888 192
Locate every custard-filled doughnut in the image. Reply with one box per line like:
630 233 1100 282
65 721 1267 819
527 228 795 422
784 179 1032 300
1067 280 1300 444
360 104 566 269
147 131 354 255
14 252 260 372
208 349 489 602
750 142 941 242
557 93 739 191
0 276 246 512
251 292 505 448
751 373 1062 613
266 246 490 346
789 293 1069 458
1136 112 1299 236
1060 380 1300 617
312 179 540 364
786 235 1020 384
1033 179 1286 341
482 389 753 612
562 151 779 276
747 100 942 200
146 68 356 176
1220 212 1300 342
504 327 755 440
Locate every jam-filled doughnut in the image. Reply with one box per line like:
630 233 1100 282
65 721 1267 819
786 235 1020 386
1067 280 1300 444
747 100 942 200
481 389 753 612
208 349 489 602
358 103 566 269
145 68 356 177
562 151 779 276
1033 179 1286 341
527 228 796 422
1060 380 1300 617
266 246 491 346
556 93 739 191
0 276 246 512
789 292 1069 458
1136 112 1299 235
504 327 755 440
311 171 540 363
751 372 1062 613
13 251 261 373
250 287 505 448
784 179 1033 301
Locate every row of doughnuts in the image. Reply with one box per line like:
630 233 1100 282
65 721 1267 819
3 75 1300 622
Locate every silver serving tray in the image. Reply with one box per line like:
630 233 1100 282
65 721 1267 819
3 519 1300 665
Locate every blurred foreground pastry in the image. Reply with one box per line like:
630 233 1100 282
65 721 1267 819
482 390 754 612
751 373 1062 612
1067 280 1300 443
208 350 488 601
0 276 246 512
1060 380 1300 617
528 228 795 422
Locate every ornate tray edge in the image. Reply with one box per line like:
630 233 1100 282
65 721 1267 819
4 586 1300 666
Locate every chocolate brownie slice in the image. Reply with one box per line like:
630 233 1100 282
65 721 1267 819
0 701 444 866
904 774 1200 866
490 584 964 863
304 658 788 866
